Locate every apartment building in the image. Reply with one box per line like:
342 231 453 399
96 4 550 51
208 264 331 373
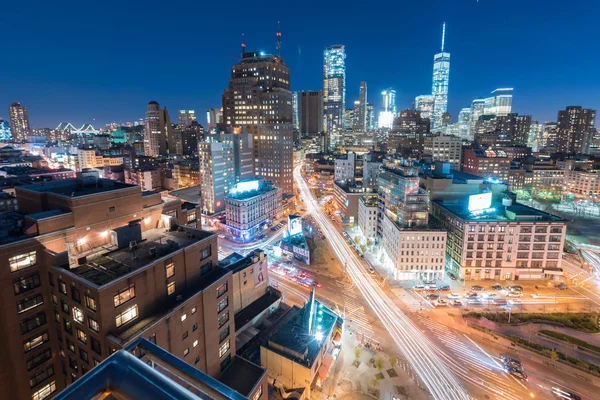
564 169 600 200
461 148 510 182
334 152 356 181
357 196 378 240
0 175 239 400
423 134 462 170
333 180 375 223
430 196 567 281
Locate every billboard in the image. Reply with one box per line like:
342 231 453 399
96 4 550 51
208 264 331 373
288 216 303 236
254 258 266 287
468 192 492 212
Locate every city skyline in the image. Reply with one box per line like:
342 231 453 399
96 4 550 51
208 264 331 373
2 0 600 128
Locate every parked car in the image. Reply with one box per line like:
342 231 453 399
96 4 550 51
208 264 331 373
367 266 376 274
466 293 479 299
437 284 450 291
447 293 461 299
493 299 508 305
451 300 463 306
509 285 523 292
484 293 497 299
434 299 448 307
423 280 436 285
413 284 426 290
491 284 503 291
507 292 523 298
448 273 458 280
470 285 485 291
554 283 568 290
426 294 439 300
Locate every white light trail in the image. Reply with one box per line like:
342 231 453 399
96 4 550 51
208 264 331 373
294 166 470 400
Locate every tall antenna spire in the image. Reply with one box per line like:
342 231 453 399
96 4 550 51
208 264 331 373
241 33 246 56
441 22 446 52
276 21 282 57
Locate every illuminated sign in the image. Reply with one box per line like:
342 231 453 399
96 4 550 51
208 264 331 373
468 192 492 212
230 180 259 195
288 216 303 236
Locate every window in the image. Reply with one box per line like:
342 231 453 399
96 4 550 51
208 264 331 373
61 299 69 314
113 284 135 308
193 323 198 331
220 354 231 371
72 307 84 324
66 338 75 353
217 282 228 298
115 304 138 328
91 337 102 356
191 307 197 315
9 251 37 272
217 297 228 313
13 272 41 295
201 246 212 260
194 356 200 365
88 317 99 332
71 287 81 303
181 313 187 322
219 340 230 357
85 295 97 312
24 331 49 353
69 356 78 371
183 348 189 357
52 294 57 305
80 348 89 364
252 385 263 400
219 326 230 343
64 319 73 335
29 365 54 389
109 206 116 212
20 312 47 334
167 281 176 296
76 329 87 345
26 349 52 371
58 279 67 295
193 339 198 348
31 381 56 400
200 262 212 276
17 294 44 314
166 261 174 278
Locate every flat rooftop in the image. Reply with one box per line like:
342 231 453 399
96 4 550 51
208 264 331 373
433 199 567 223
360 196 379 207
19 178 136 197
68 227 214 286
169 185 201 203
0 211 27 245
221 252 257 273
218 356 265 397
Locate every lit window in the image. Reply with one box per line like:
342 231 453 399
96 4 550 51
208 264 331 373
9 251 37 272
85 295 97 312
193 339 198 348
76 329 87 345
217 297 228 313
24 331 49 353
167 281 176 296
166 262 174 278
191 307 197 315
113 284 135 308
181 313 187 322
31 381 56 400
219 340 230 358
183 348 189 357
88 317 99 332
72 307 84 324
115 305 138 328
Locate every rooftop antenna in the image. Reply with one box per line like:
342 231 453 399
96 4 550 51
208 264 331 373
276 21 281 57
441 22 446 52
241 33 246 56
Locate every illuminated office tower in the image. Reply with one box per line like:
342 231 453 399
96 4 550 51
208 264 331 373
178 110 196 127
292 91 299 132
0 118 11 141
299 91 324 135
470 98 486 135
378 89 397 129
206 108 222 130
542 122 558 148
557 106 596 154
415 95 434 120
222 42 294 195
144 101 172 157
431 23 450 130
496 113 532 146
528 121 543 150
353 81 367 132
9 102 30 142
458 108 472 140
324 45 346 149
485 88 513 116
366 104 375 131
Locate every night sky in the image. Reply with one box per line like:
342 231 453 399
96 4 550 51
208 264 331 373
2 0 599 128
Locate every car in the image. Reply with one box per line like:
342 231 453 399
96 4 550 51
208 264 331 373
448 273 458 280
508 292 523 298
470 285 485 291
493 299 508 305
312 281 322 288
509 285 523 292
424 284 438 291
424 280 436 285
500 356 523 369
555 283 568 290
505 366 528 382
491 284 503 291
466 293 479 299
451 300 463 306
413 284 426 290
218 234 226 239
434 299 448 307
552 387 582 400
447 293 461 299
437 284 450 291
484 293 497 299
367 266 376 274
426 294 439 300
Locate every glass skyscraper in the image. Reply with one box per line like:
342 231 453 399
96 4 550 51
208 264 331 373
324 44 346 149
431 23 450 130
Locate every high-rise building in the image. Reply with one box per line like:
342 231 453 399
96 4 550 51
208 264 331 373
9 102 30 142
528 121 543 150
556 106 596 154
387 110 430 158
222 50 294 195
144 101 172 157
423 134 462 170
353 82 367 132
178 110 196 127
323 45 346 149
496 113 532 146
299 91 323 135
485 88 513 116
206 108 222 130
431 23 450 130
541 122 558 148
458 108 472 140
0 118 11 141
415 95 434 120
292 92 299 132
381 89 397 115
470 98 486 134
366 104 375 131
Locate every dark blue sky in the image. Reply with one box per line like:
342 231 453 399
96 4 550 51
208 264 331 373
2 0 599 128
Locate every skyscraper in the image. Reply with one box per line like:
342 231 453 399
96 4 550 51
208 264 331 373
323 44 346 149
144 101 172 157
292 92 300 132
366 103 375 131
178 110 196 127
388 109 430 158
557 106 596 154
206 108 222 130
0 118 11 141
222 48 294 195
9 102 30 142
458 108 472 140
415 95 434 120
431 23 450 130
496 113 532 146
485 88 513 116
299 91 323 135
378 89 397 129
353 81 368 132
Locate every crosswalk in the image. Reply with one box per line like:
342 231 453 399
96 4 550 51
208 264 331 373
392 288 431 312
337 281 374 340
417 316 528 400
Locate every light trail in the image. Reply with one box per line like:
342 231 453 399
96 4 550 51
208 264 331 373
294 166 470 400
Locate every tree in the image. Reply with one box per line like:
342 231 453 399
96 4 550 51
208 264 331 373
388 356 398 368
374 358 384 372
353 236 360 245
397 386 411 400
369 377 379 388
354 347 362 360
550 349 559 361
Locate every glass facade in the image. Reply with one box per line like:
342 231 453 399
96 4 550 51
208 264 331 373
323 45 346 149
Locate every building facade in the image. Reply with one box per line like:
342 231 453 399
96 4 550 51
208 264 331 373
178 110 197 127
423 134 462 170
334 152 356 181
144 101 172 157
556 106 596 154
461 148 510 182
323 45 346 149
299 91 323 135
9 102 30 142
431 24 450 130
358 196 378 240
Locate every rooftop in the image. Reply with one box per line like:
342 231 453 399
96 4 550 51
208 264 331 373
169 185 201 203
219 356 266 397
19 178 136 197
0 211 27 245
221 251 261 274
360 196 379 207
226 179 278 201
433 199 567 223
67 226 214 286
234 289 282 333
